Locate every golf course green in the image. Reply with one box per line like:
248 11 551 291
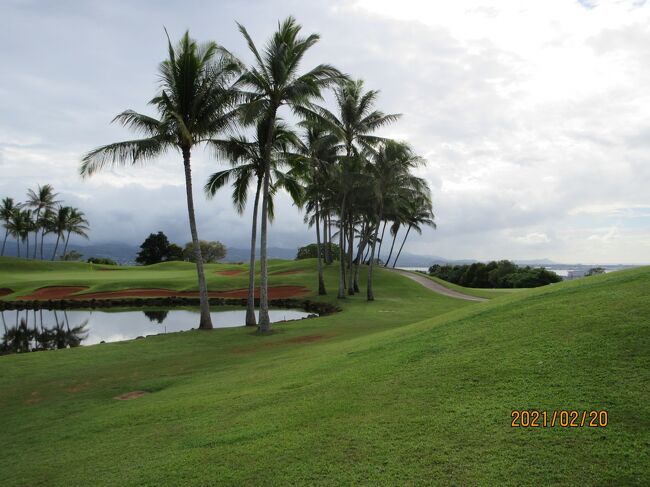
0 257 648 485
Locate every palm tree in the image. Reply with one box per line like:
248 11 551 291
37 208 55 260
236 16 343 331
61 208 89 257
391 194 436 268
365 141 426 300
205 118 302 326
305 79 400 298
26 184 59 259
295 123 339 295
50 206 71 261
1 198 21 256
6 209 31 258
80 31 242 330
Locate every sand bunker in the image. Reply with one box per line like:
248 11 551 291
18 285 310 300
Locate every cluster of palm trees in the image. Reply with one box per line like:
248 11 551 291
80 17 435 332
0 185 89 260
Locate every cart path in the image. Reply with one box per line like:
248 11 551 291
390 269 487 302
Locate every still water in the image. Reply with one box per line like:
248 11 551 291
1 308 312 354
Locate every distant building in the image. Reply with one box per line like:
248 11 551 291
567 269 587 279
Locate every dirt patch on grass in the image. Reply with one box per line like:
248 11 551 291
217 270 245 276
272 270 304 275
0 288 13 297
18 286 88 300
17 285 310 300
24 391 42 405
114 391 148 400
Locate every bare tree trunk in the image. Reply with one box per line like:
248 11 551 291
323 213 331 265
16 238 20 258
26 234 30 259
376 220 387 262
315 201 326 295
182 147 212 330
33 209 41 259
40 231 46 260
62 231 71 257
258 169 271 331
347 218 355 295
367 208 383 301
337 196 347 299
327 214 333 264
384 227 399 267
1 228 8 256
51 234 60 261
353 221 369 292
392 224 412 268
245 178 262 327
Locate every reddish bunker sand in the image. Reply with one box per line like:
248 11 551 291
18 285 310 300
114 391 148 401
0 288 13 297
217 270 244 276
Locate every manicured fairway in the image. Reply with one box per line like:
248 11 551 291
0 258 648 485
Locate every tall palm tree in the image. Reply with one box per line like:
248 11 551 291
305 79 400 298
365 141 426 300
6 209 31 258
37 208 55 260
391 194 436 268
50 206 71 261
61 208 89 257
295 123 339 295
1 198 21 256
205 118 302 326
80 31 242 330
236 16 343 331
26 184 59 259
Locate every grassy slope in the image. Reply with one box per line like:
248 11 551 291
420 272 527 299
0 259 649 485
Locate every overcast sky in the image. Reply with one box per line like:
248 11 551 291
1 0 649 264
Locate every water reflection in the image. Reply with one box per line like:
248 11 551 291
143 310 169 324
1 309 88 354
1 308 311 354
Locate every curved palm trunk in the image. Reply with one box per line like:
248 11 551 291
392 224 412 268
258 169 271 331
1 228 8 256
315 202 326 295
384 227 399 267
246 178 262 326
326 215 333 264
353 222 369 292
16 238 20 258
337 196 347 299
51 234 61 261
376 220 387 262
182 148 212 330
367 208 383 301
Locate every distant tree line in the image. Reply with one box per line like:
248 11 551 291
296 243 340 261
135 231 226 266
428 260 562 288
1 185 89 261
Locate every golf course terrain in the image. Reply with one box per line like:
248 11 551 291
0 257 649 485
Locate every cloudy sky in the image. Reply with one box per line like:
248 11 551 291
1 0 649 264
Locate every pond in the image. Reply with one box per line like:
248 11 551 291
0 308 313 354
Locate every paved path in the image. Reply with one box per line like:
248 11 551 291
390 269 487 302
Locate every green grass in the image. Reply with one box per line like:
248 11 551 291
0 257 648 485
417 271 527 298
